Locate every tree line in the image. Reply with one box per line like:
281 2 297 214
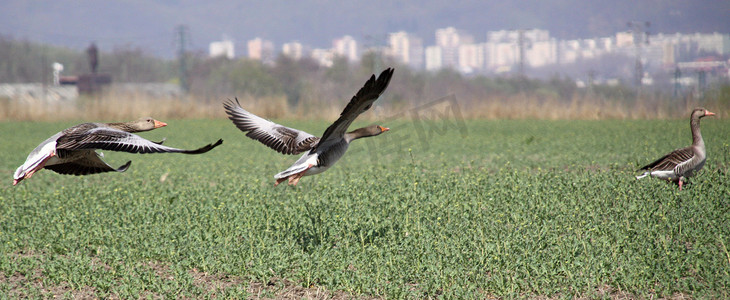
2 35 727 117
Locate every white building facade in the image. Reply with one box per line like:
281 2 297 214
333 35 358 62
389 31 424 69
209 37 234 59
247 38 275 64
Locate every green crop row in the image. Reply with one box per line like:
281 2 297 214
0 119 728 298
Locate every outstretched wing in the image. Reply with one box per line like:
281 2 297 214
638 146 695 171
223 98 319 155
316 68 394 151
45 150 131 176
55 127 223 155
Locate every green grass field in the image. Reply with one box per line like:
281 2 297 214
1 117 729 298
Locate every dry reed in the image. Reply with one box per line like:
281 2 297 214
0 90 722 122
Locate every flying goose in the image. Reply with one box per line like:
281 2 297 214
13 118 223 185
224 68 394 186
636 107 715 190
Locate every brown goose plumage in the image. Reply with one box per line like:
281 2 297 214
13 118 223 185
636 107 715 190
224 68 394 186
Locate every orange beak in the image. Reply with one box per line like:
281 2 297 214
379 126 390 132
705 110 716 116
154 120 168 128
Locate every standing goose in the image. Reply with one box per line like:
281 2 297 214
13 118 223 185
636 107 716 190
224 68 394 186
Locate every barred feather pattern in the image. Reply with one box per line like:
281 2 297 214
223 98 319 155
45 149 131 176
56 128 222 154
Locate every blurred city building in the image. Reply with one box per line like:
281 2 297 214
282 41 306 60
209 36 235 59
388 31 424 70
247 37 275 64
333 35 358 62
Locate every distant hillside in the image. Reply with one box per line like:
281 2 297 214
1 0 728 58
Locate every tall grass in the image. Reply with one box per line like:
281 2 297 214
0 88 724 122
0 92 289 122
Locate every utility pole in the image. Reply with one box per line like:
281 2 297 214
518 29 525 78
698 70 706 99
587 69 596 95
175 25 190 93
674 67 681 98
627 21 650 88
42 49 48 102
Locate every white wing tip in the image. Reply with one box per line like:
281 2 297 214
13 165 25 180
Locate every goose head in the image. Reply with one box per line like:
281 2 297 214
692 107 716 119
346 125 390 141
122 117 167 132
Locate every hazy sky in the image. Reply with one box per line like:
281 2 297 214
2 0 728 58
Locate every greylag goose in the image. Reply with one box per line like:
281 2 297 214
224 68 394 186
636 107 715 190
13 118 223 185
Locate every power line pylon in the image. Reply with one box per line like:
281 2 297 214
175 25 190 93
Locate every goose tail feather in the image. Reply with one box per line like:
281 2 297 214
635 172 650 180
